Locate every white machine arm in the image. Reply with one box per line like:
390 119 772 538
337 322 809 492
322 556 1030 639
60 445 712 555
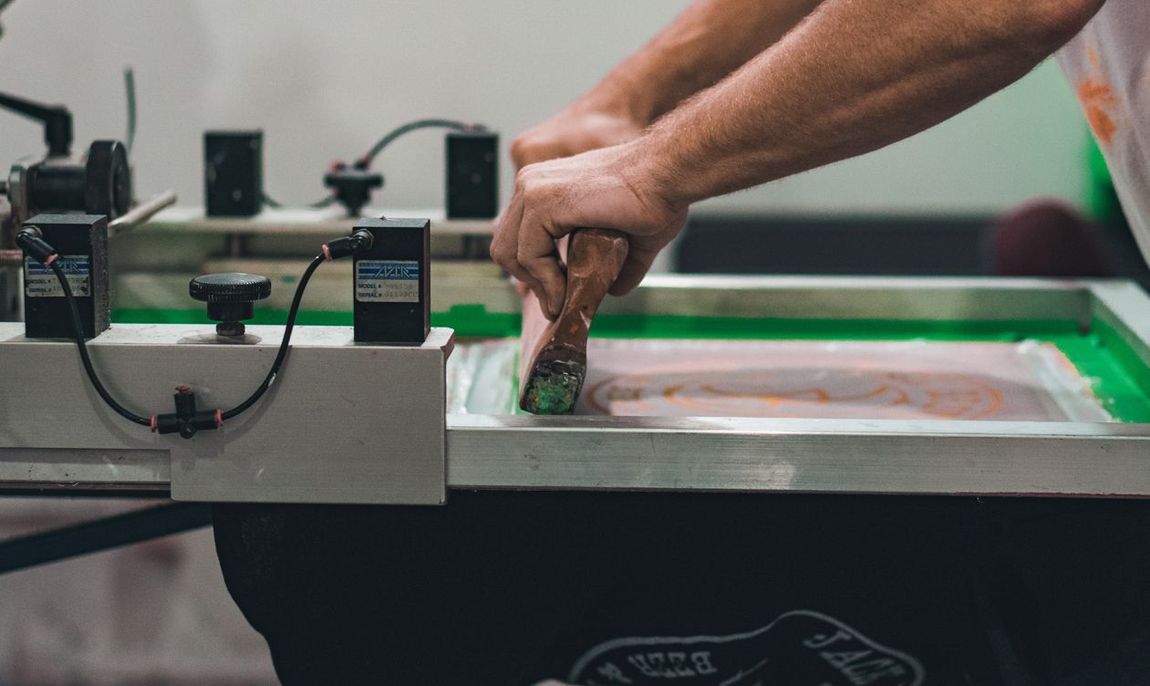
0 323 453 504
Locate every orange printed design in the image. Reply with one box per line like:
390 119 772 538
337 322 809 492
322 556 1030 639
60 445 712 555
574 340 1106 422
1078 78 1119 146
587 370 1004 419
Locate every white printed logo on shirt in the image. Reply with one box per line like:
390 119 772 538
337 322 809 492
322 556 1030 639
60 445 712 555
568 609 924 686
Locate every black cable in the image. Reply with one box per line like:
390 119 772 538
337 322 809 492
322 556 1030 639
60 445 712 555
360 118 477 166
262 118 482 210
39 223 344 432
50 262 151 426
220 254 325 420
51 253 327 426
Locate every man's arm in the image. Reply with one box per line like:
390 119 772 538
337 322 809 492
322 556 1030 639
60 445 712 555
493 0 1104 316
510 0 821 168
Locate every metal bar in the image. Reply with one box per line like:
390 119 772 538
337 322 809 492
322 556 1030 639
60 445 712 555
146 205 495 237
0 448 170 490
110 269 1100 323
599 275 1093 324
9 413 1150 498
444 415 1150 496
0 502 211 575
0 248 19 267
0 488 169 498
108 189 177 238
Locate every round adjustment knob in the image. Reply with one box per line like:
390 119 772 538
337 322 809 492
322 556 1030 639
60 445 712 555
189 272 271 337
85 140 132 219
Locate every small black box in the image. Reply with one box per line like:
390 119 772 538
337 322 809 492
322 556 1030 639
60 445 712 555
22 213 109 339
352 217 430 344
204 130 263 217
445 131 498 219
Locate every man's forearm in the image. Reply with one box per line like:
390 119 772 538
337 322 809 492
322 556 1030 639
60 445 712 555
489 0 1106 313
626 0 1103 204
583 0 822 126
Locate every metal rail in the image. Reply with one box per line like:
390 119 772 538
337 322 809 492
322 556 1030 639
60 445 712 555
2 276 1149 499
108 189 178 237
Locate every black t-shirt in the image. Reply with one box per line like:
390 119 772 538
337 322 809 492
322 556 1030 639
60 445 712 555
213 493 1150 685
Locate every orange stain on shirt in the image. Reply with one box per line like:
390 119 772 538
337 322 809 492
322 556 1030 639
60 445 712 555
1088 47 1102 69
1077 78 1119 145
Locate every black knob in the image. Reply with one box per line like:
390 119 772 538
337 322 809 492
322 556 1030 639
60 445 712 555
323 163 384 217
85 140 132 219
189 272 271 336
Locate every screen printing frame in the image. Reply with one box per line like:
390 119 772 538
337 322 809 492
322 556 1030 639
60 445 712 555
4 276 1150 499
445 275 1150 498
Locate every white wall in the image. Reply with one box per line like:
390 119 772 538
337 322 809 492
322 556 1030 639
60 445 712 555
0 0 1089 217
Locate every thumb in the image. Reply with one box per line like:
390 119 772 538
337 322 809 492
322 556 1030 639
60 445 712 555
517 216 570 317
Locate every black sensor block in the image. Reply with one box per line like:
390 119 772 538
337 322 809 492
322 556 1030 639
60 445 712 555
352 217 430 345
22 213 109 339
204 130 263 217
446 131 498 219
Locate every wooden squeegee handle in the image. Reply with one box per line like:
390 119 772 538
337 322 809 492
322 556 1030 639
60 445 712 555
518 228 630 414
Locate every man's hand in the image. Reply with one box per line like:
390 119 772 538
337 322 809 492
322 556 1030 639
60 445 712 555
491 143 687 318
511 103 644 169
494 0 825 315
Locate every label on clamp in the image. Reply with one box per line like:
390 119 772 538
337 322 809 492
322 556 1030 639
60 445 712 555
356 260 420 303
24 255 91 298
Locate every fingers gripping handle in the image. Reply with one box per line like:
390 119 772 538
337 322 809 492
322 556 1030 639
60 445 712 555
518 228 629 414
